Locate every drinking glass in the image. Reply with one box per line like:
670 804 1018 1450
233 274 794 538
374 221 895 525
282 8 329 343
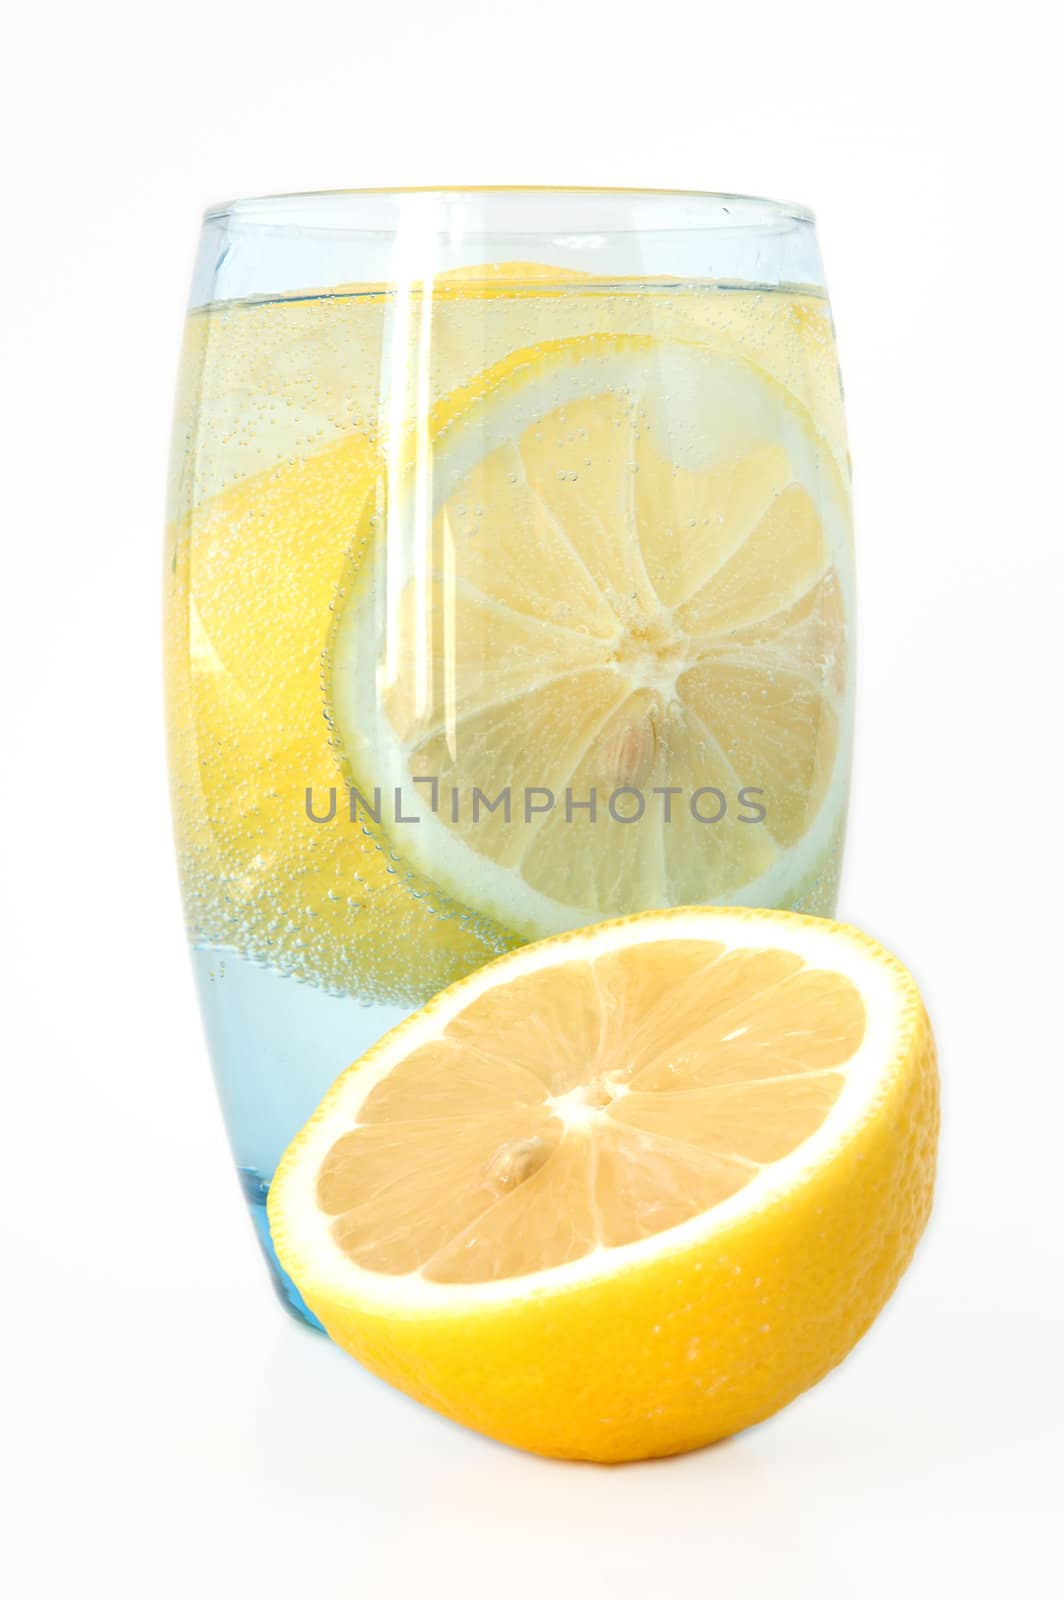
164 188 854 1323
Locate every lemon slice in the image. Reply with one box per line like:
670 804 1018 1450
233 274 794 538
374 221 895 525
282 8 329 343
165 435 511 1001
331 335 853 941
269 906 937 1461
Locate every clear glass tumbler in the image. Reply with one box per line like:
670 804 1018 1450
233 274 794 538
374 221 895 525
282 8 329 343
164 188 854 1323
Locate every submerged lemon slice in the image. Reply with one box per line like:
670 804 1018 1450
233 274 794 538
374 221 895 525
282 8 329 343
164 435 511 1001
269 906 938 1462
331 335 853 941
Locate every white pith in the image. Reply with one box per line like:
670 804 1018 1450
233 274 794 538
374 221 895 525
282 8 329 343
272 909 914 1316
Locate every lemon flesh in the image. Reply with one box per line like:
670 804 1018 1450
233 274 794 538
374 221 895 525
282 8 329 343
269 907 937 1461
332 336 853 940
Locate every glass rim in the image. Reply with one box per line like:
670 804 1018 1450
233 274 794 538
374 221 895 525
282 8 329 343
203 185 815 230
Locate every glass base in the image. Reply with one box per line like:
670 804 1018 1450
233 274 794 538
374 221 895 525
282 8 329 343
240 1167 326 1332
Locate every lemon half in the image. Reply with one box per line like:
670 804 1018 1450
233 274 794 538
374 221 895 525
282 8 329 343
269 906 937 1462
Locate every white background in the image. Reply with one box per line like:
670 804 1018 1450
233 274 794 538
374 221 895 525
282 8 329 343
3 1 1063 1594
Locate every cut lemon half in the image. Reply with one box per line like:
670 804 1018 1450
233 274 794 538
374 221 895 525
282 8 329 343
331 335 854 942
269 906 937 1462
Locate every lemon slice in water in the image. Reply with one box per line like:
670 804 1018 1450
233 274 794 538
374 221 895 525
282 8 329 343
165 435 511 1001
331 335 853 940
